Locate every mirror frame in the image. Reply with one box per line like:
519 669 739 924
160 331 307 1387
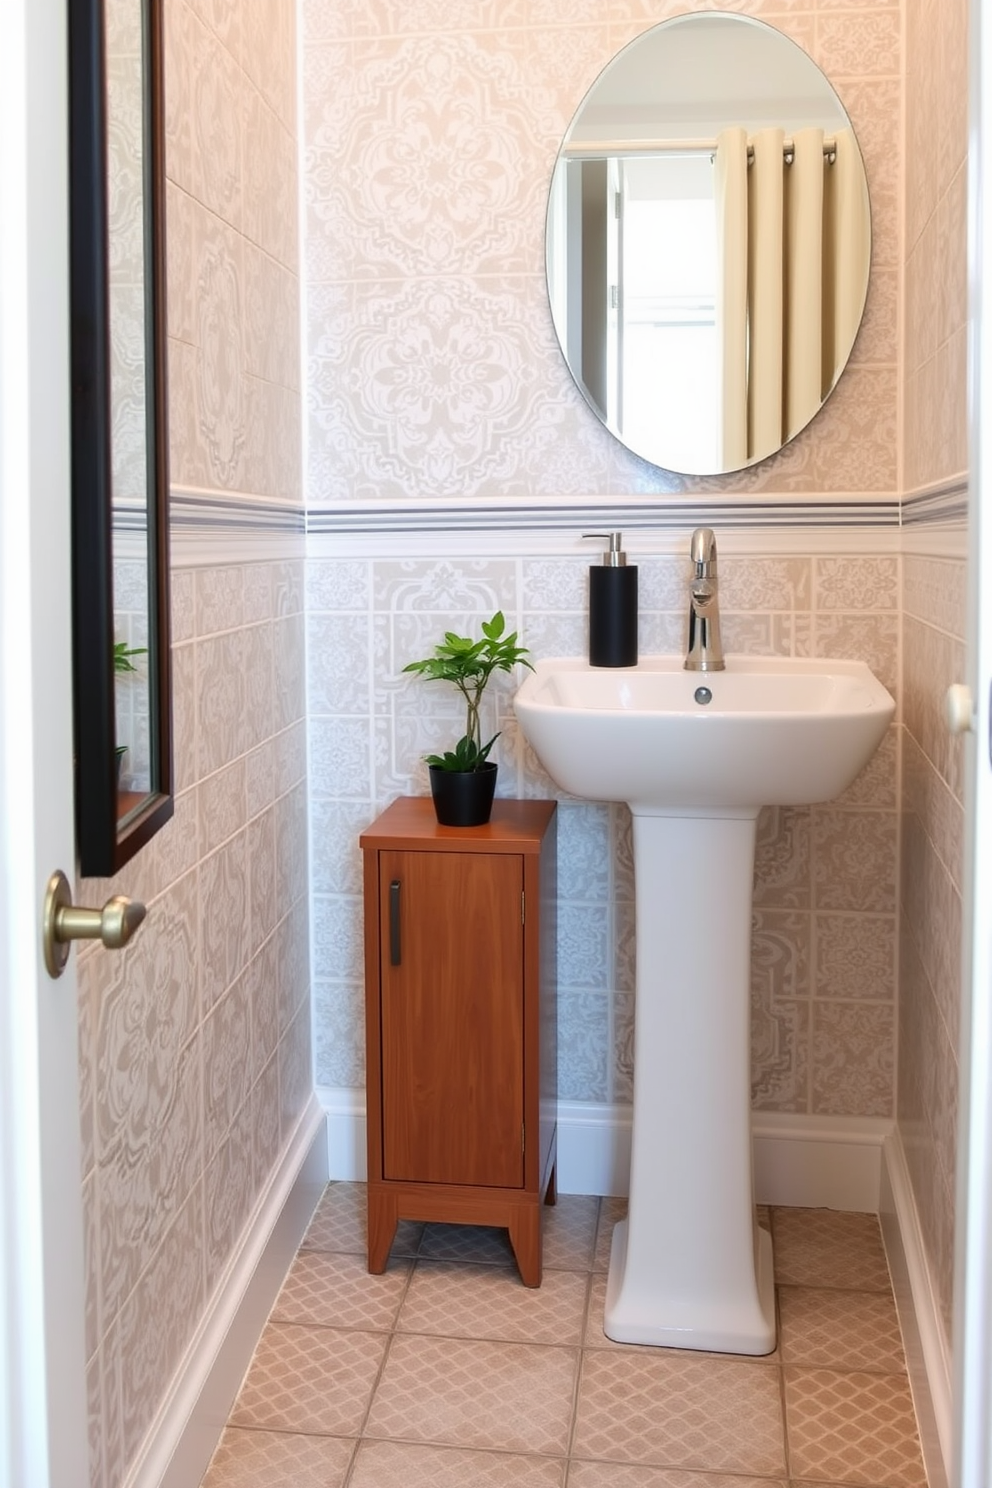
69 0 173 877
545 12 871 477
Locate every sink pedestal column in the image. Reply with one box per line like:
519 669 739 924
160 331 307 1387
603 807 776 1354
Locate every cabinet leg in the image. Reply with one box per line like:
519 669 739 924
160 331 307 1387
544 1163 557 1207
367 1188 398 1274
508 1205 542 1288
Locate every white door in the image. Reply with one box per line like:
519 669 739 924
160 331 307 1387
0 1 89 1484
954 3 992 1483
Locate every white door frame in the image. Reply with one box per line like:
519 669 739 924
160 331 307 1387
954 2 992 1484
0 0 89 1484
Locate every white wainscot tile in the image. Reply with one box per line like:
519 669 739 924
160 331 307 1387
307 557 371 611
196 629 248 780
309 613 371 714
521 558 587 613
280 1003 313 1139
557 992 610 1104
311 800 369 895
116 1187 205 1468
309 717 373 799
198 758 246 852
202 973 253 1159
242 560 274 623
273 612 307 732
313 894 365 982
274 718 309 796
245 739 276 817
314 981 366 1087
557 902 609 991
195 565 244 637
612 992 635 1105
275 781 310 911
204 1101 256 1290
556 803 611 902
199 830 250 1009
372 558 517 614
637 554 687 610
520 612 587 663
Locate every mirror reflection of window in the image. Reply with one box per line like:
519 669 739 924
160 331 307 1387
106 0 152 802
619 156 717 473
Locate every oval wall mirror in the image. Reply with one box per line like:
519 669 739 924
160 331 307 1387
546 13 871 476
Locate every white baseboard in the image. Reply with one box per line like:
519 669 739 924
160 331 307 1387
318 1089 890 1210
126 1097 328 1488
880 1127 952 1488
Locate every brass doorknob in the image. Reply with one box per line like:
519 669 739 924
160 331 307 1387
43 869 147 979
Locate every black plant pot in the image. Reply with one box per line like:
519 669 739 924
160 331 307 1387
428 762 498 827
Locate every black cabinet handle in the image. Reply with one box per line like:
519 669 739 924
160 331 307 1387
389 880 401 965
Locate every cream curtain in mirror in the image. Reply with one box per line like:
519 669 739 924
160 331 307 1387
715 125 868 467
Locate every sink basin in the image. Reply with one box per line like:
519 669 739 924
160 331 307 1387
513 653 895 1355
513 654 895 811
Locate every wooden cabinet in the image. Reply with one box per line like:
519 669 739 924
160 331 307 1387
361 797 557 1286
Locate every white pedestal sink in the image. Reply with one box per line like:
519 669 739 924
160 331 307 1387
514 655 895 1354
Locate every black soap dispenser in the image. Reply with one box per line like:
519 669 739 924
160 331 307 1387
584 531 638 667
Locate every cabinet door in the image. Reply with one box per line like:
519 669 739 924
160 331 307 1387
379 849 524 1188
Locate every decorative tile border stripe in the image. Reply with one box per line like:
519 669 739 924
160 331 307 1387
170 486 307 533
901 476 969 526
306 495 902 535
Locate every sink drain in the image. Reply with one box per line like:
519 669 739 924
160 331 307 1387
693 686 713 705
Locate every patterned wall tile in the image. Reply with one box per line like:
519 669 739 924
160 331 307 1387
558 992 610 1104
198 758 246 850
307 31 558 283
199 830 250 1008
811 1002 895 1116
280 1002 315 1139
202 972 253 1159
815 913 895 1002
116 1187 205 1467
751 995 810 1112
811 809 897 914
313 895 365 984
753 807 811 910
314 982 367 1088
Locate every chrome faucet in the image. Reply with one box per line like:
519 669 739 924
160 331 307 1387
684 527 725 672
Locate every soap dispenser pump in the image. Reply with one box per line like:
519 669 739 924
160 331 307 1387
584 531 638 667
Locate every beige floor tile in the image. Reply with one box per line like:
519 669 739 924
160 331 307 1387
779 1285 907 1372
200 1427 354 1487
229 1322 386 1435
398 1260 588 1345
593 1198 627 1273
271 1250 411 1331
771 1208 891 1291
582 1275 781 1361
543 1195 600 1271
350 1439 566 1487
417 1221 519 1266
567 1466 787 1488
572 1350 786 1475
366 1333 578 1455
784 1367 928 1486
301 1182 422 1257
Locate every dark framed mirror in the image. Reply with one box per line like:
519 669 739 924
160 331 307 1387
546 13 872 476
69 0 173 877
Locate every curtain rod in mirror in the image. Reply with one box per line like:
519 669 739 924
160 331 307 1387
562 138 838 162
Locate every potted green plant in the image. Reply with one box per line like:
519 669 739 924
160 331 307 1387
403 610 533 826
114 640 147 782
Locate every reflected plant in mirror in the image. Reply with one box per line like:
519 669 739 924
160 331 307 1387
546 13 871 476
